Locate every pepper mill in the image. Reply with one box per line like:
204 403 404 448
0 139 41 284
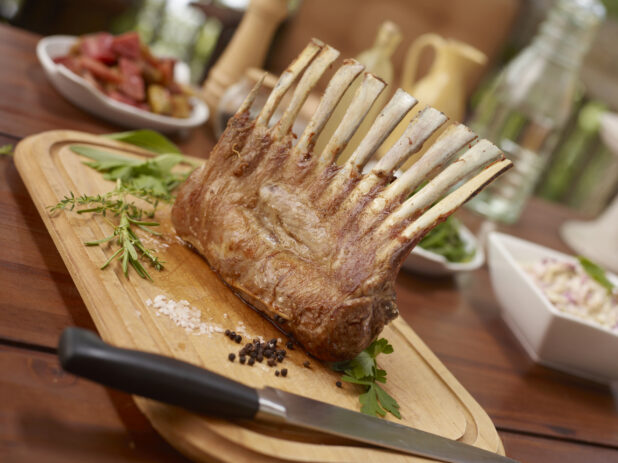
201 0 288 115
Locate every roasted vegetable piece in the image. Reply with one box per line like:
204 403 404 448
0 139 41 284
148 85 172 115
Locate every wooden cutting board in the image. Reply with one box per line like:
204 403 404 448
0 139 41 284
14 130 505 462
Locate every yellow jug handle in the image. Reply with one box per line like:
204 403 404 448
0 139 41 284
402 33 444 90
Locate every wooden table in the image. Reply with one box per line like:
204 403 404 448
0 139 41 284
0 23 616 462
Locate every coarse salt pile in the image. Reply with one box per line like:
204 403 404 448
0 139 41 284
145 295 224 336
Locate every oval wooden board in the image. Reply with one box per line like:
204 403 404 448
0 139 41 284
14 130 505 462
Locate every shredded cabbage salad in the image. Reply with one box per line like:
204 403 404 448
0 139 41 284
525 258 618 332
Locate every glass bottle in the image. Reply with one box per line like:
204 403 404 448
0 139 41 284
315 21 402 161
465 0 605 224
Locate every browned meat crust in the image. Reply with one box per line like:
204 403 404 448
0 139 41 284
172 112 408 361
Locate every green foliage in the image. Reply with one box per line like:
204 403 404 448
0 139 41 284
50 181 164 280
50 129 201 281
70 146 190 199
0 144 13 156
578 256 615 293
104 129 181 154
332 338 401 419
418 216 474 263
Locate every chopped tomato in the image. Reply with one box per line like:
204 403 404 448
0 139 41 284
112 32 141 60
118 57 141 77
79 33 115 64
53 56 82 74
119 74 145 101
80 56 122 84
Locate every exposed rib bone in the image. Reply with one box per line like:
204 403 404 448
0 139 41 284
315 73 386 170
236 73 266 114
346 89 418 171
377 158 512 263
381 123 476 201
338 107 447 213
255 39 323 127
273 45 340 138
359 123 476 224
403 158 513 241
378 139 502 233
372 107 447 176
292 60 365 157
318 89 417 206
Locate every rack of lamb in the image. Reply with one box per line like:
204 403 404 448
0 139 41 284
172 40 512 361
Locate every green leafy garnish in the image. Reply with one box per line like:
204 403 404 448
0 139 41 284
0 144 13 156
70 146 190 198
578 256 615 293
331 338 401 419
49 130 202 280
418 216 474 263
50 180 164 280
104 129 181 154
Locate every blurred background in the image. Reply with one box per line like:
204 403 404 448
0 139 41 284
1 0 617 219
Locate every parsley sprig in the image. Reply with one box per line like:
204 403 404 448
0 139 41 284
332 338 401 419
49 130 199 280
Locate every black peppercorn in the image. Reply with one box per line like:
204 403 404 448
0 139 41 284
228 353 235 362
336 381 342 388
248 358 255 366
281 368 288 377
286 341 294 350
275 370 280 376
303 361 310 368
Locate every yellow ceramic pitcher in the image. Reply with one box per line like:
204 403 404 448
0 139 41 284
380 34 486 160
402 33 487 121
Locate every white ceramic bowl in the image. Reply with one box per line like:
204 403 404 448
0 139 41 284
488 232 618 383
36 35 209 133
402 222 484 276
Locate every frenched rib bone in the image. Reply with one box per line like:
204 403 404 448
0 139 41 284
172 40 512 361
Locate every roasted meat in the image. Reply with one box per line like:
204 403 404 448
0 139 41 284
172 40 511 361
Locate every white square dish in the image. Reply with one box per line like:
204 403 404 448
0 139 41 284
487 232 618 383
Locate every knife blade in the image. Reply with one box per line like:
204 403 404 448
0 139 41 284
58 327 518 463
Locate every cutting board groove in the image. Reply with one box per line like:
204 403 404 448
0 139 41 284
15 130 504 462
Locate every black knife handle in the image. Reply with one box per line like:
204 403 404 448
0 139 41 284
58 327 259 419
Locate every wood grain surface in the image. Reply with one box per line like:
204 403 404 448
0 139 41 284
0 22 617 463
13 129 508 462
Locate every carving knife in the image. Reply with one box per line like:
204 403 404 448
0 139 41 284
58 327 518 463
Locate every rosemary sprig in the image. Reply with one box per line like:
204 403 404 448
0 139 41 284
50 180 165 280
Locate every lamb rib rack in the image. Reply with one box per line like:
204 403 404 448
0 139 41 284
172 40 512 361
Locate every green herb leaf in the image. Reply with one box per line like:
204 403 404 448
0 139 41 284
366 338 394 357
104 130 181 154
359 385 386 417
71 145 142 167
578 256 615 293
347 351 375 379
332 338 400 419
375 384 401 419
418 216 474 263
0 144 14 156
